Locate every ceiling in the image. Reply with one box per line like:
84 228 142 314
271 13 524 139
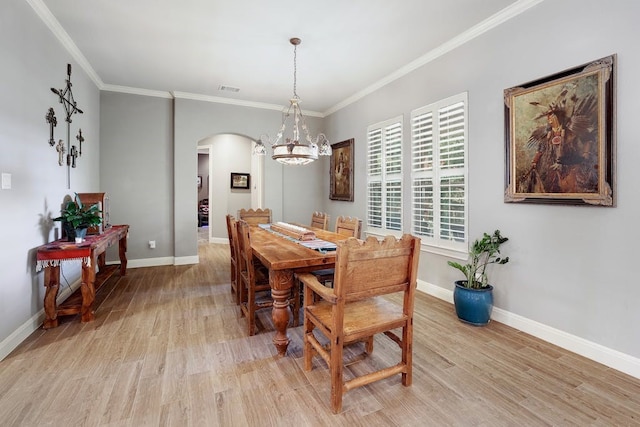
37 0 532 115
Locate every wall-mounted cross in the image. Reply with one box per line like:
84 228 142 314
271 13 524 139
51 64 83 123
45 108 57 146
51 64 83 188
76 128 84 157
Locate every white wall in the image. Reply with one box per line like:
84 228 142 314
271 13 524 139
0 0 101 355
324 0 640 363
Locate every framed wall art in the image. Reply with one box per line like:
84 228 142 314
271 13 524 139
330 138 354 201
504 54 616 206
230 172 250 189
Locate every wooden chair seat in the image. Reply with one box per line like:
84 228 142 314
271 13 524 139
306 298 406 339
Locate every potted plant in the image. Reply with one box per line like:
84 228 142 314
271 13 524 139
52 193 102 242
447 230 509 325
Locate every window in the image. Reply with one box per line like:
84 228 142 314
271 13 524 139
367 117 403 234
411 93 468 253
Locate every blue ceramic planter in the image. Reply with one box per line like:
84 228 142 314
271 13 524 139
453 280 494 326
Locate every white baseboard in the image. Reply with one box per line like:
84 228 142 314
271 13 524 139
174 255 199 266
0 278 81 361
124 256 175 268
210 237 227 244
417 279 640 380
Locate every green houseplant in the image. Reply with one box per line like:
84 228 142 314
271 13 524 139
447 230 509 325
52 193 102 241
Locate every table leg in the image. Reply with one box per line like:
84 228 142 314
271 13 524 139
43 266 60 329
80 259 96 322
119 234 128 275
270 269 293 356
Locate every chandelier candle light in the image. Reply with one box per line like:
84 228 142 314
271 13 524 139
253 37 331 166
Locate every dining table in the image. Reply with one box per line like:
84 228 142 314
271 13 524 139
250 223 343 356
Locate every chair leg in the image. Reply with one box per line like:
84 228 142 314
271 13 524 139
247 285 256 336
291 280 301 327
230 260 235 294
239 278 247 318
330 335 344 413
402 323 412 386
303 317 314 372
365 336 374 354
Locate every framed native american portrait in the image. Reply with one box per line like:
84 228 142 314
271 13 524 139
330 138 354 201
504 55 616 206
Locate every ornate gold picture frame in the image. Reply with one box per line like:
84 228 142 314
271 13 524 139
504 55 616 206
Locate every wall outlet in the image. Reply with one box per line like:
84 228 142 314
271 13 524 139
149 240 156 249
1 173 11 190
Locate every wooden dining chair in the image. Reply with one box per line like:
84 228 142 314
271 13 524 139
311 216 362 288
238 208 272 226
297 234 420 413
335 215 362 239
236 219 274 336
225 214 240 304
310 211 329 230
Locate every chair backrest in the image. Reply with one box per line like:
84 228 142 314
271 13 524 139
238 208 272 226
333 235 420 302
225 214 237 260
335 216 362 239
236 219 257 279
310 211 329 230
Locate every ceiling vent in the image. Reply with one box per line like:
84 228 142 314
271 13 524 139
218 85 240 93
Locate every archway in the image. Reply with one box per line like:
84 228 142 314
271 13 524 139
197 134 264 243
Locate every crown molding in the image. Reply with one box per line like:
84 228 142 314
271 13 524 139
171 91 325 118
26 0 104 89
323 0 545 116
101 84 174 99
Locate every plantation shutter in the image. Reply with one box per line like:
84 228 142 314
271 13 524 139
411 94 467 252
367 117 403 232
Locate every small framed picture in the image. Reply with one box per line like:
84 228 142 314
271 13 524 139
230 172 250 189
330 138 354 201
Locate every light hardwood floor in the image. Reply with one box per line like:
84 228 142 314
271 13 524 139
2 243 640 426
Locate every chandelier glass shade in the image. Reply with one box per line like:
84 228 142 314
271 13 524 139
253 38 331 166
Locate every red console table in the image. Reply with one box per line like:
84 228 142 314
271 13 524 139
36 224 129 328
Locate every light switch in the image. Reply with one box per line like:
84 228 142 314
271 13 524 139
1 173 11 190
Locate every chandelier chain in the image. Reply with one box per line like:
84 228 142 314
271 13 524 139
293 43 298 98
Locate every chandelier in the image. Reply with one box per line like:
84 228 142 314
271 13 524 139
253 38 331 166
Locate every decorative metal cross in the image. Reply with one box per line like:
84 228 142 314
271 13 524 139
55 140 65 166
76 128 84 156
45 108 57 146
70 145 78 168
51 63 83 188
51 64 83 123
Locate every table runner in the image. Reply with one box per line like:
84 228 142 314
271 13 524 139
36 226 124 271
258 223 337 252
